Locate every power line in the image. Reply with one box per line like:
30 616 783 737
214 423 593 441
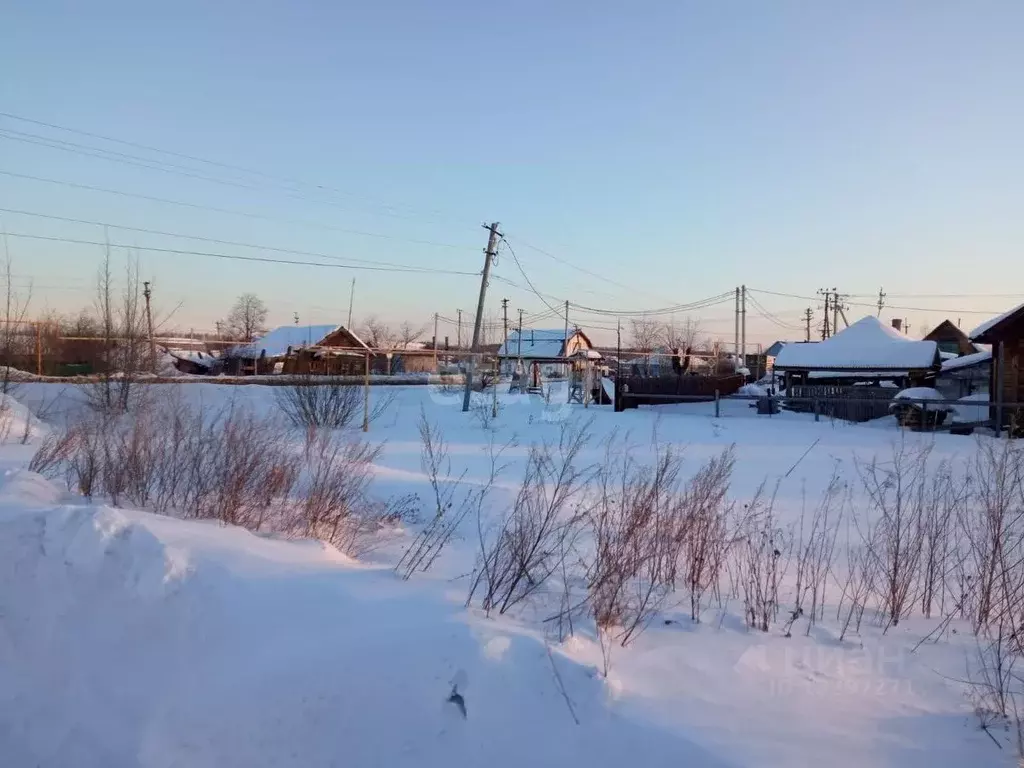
0 207 470 274
0 170 476 251
745 292 804 331
504 234 676 305
2 232 482 276
499 238 565 316
0 110 468 224
747 287 1004 315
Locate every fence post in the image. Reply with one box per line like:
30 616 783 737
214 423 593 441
714 389 720 418
363 351 370 432
814 398 820 422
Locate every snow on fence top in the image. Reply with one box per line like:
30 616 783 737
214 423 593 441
773 316 939 371
229 324 341 359
940 349 991 373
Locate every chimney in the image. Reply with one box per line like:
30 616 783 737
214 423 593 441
891 319 903 332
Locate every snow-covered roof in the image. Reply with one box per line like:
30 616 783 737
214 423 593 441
498 329 584 359
231 325 340 358
940 349 991 373
773 316 939 371
971 301 1024 340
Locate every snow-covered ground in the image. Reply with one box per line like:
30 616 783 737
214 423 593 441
0 382 1014 767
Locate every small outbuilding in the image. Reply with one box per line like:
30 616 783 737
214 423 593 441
971 301 1024 433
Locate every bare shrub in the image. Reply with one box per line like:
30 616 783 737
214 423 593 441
736 482 791 632
587 442 686 647
468 419 591 616
920 460 965 619
965 439 1024 634
856 441 929 629
296 429 381 551
275 376 361 429
785 470 846 636
398 409 510 578
29 428 80 475
679 448 735 622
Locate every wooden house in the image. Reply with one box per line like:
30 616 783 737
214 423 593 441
497 328 600 378
773 316 941 421
924 320 981 357
970 302 1024 433
224 324 355 375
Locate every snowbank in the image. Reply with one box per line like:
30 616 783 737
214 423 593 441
0 483 716 768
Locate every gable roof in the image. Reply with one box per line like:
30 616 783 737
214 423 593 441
497 328 592 359
773 316 939 371
971 301 1024 343
230 324 340 358
924 319 970 343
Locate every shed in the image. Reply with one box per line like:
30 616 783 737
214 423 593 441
924 319 982 357
971 301 1024 432
937 349 991 399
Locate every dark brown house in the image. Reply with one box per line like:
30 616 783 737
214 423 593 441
971 303 1024 434
924 320 980 357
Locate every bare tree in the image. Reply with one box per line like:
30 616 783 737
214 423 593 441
360 315 396 349
662 317 701 354
225 293 268 342
0 235 33 394
629 318 660 373
87 246 146 413
397 320 429 349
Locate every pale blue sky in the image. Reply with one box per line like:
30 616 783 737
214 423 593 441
2 1 1022 344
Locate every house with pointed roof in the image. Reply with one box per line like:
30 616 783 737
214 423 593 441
497 328 600 377
924 319 983 357
224 324 371 375
774 316 941 388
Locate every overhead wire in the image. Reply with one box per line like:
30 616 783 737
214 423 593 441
2 232 482 276
0 110 469 224
0 170 476 251
0 207 471 274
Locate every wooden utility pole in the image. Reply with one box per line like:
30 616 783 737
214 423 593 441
831 289 840 336
804 308 813 342
433 312 439 370
347 278 356 328
363 350 370 432
457 309 462 349
564 299 571 403
517 308 524 361
740 285 747 368
819 289 831 339
734 287 740 358
501 298 509 348
876 287 886 317
462 222 502 413
35 322 42 377
143 281 157 374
